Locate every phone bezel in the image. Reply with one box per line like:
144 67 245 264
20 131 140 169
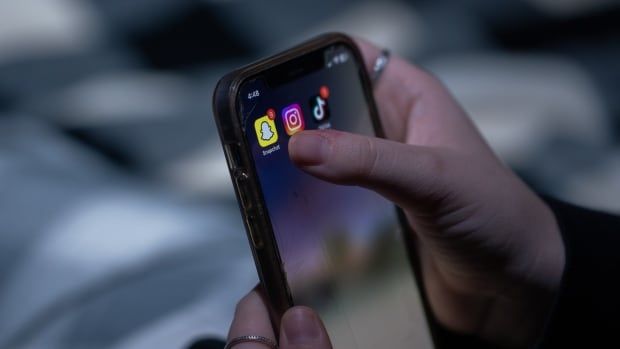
212 33 438 345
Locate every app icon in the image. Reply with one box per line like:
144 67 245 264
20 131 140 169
281 103 305 136
254 115 278 147
310 85 330 123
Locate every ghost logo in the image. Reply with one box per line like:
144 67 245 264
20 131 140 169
254 115 279 147
260 120 274 140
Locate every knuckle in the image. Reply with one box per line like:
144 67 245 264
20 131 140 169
353 136 379 181
418 149 451 200
409 62 443 88
403 62 439 87
329 134 376 182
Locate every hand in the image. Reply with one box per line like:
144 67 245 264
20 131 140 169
286 39 565 348
228 289 332 349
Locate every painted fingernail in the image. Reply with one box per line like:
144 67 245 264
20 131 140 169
288 132 330 166
282 307 322 345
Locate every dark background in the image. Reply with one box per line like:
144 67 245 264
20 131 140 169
0 1 618 348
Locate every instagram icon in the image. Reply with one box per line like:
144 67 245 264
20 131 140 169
281 104 305 136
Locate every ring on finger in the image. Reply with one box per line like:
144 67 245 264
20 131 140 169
224 335 278 349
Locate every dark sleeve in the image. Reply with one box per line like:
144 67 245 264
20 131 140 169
539 198 620 348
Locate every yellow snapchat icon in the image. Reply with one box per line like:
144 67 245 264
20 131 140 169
254 115 278 148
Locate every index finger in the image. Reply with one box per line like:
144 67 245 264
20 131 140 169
228 290 277 349
353 37 435 142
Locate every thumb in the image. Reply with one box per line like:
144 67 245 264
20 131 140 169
280 307 332 349
288 129 452 212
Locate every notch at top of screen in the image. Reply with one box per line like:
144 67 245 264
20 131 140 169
324 45 350 69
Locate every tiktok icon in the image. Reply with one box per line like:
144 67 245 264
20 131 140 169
310 85 330 125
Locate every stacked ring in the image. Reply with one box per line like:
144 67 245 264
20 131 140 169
224 335 278 349
371 49 391 83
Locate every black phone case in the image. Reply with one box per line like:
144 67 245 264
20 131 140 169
212 33 438 345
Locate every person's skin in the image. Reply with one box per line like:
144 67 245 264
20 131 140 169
228 38 566 349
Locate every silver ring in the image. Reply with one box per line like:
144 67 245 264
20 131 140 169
371 49 391 83
224 335 278 349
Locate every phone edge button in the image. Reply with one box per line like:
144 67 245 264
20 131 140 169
245 214 263 249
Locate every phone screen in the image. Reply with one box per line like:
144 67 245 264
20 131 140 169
238 43 433 349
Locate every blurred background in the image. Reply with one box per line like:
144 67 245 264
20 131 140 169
0 0 618 348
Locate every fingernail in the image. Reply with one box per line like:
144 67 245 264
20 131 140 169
282 307 322 345
288 132 330 166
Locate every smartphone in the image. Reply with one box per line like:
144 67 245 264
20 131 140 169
213 33 434 349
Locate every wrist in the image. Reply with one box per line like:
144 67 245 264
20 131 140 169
484 201 565 348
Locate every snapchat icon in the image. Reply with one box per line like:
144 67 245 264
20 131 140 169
254 115 278 148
